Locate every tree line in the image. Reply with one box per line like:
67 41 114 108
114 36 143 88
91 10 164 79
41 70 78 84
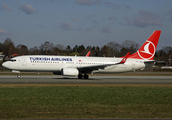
0 38 172 64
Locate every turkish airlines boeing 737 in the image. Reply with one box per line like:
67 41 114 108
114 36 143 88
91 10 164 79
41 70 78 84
2 30 161 79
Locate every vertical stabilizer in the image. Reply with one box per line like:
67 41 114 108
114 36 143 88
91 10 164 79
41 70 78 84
128 30 161 60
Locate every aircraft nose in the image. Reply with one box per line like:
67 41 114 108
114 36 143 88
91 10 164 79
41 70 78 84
2 62 8 68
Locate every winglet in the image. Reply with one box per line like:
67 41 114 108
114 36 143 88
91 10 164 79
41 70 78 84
86 51 91 57
120 52 130 64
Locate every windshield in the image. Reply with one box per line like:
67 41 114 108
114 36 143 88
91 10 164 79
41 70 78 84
9 59 16 62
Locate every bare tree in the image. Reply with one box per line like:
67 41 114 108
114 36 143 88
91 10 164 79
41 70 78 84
101 45 110 57
106 42 121 57
0 43 3 52
161 46 172 65
52 44 65 55
56 44 65 51
121 40 139 56
16 44 28 55
39 41 54 55
28 46 40 55
2 38 15 57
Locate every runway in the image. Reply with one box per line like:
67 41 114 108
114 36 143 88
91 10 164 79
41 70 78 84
0 75 172 84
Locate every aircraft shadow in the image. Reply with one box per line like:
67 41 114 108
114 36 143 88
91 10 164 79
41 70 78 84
52 77 102 80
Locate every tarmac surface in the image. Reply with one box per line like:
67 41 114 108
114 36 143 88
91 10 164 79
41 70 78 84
0 74 172 84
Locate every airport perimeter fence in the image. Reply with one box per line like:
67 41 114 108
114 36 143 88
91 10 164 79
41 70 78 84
153 67 172 72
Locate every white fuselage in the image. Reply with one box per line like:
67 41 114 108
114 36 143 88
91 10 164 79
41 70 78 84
2 55 145 74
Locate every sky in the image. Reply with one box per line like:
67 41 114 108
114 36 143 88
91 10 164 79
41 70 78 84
0 0 172 50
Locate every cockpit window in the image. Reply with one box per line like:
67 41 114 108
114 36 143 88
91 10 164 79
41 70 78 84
9 59 16 62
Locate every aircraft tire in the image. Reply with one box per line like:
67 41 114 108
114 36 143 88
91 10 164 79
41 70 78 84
17 75 21 78
84 74 89 79
78 74 83 79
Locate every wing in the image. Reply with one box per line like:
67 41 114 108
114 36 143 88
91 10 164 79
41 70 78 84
77 52 130 74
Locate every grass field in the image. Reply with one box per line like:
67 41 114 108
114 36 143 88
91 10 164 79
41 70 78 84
0 84 172 119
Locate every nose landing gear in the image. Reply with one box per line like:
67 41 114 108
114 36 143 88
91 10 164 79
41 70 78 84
17 74 21 78
12 70 21 78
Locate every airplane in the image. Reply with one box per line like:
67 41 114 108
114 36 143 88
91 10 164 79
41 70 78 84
2 30 161 79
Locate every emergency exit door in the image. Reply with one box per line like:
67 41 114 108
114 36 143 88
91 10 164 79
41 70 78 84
132 61 135 70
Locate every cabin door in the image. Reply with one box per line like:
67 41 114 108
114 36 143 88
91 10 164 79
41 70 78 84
22 58 27 66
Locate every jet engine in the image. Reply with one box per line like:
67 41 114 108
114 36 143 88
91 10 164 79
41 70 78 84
61 68 79 76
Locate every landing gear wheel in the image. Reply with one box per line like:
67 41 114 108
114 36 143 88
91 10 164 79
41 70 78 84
84 74 89 79
17 74 21 78
78 74 83 79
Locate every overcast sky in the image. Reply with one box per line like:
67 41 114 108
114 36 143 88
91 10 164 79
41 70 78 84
0 0 172 49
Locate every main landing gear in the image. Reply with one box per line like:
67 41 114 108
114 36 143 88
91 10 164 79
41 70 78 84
78 73 89 79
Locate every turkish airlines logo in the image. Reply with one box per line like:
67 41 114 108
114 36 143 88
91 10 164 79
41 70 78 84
138 41 155 60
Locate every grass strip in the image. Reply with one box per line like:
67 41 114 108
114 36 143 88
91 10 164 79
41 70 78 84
0 84 172 119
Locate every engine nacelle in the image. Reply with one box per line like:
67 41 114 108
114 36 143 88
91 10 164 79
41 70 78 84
61 68 79 76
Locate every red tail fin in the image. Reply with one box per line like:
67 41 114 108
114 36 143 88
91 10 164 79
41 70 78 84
128 30 161 60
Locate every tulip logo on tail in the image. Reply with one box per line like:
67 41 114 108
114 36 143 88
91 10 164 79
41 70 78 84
138 41 155 60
